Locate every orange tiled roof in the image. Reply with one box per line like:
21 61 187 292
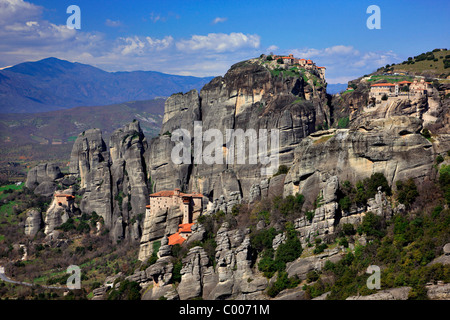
397 81 412 84
149 189 203 198
145 205 150 209
179 223 194 233
317 66 326 69
55 194 74 198
370 83 396 87
168 232 185 245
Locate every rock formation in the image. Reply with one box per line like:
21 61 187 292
24 208 42 237
69 123 150 242
25 163 63 196
284 116 436 204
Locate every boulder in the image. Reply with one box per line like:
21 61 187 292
24 208 42 237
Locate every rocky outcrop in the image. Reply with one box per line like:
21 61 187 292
177 246 213 300
69 122 150 242
109 121 149 242
284 116 437 203
346 287 411 300
144 59 325 210
70 129 113 229
24 208 42 237
286 248 344 280
175 223 267 300
25 163 63 196
43 189 77 237
139 203 183 261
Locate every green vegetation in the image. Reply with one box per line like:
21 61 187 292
107 279 141 300
338 173 391 212
396 178 419 208
304 205 450 300
337 116 349 129
390 49 450 77
257 222 302 279
273 164 289 176
439 164 450 204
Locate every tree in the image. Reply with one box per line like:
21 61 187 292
381 94 388 101
396 178 419 207
358 212 385 238
277 58 284 64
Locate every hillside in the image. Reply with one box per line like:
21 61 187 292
0 57 213 114
379 48 450 79
0 98 165 182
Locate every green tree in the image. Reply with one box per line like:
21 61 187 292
396 178 419 207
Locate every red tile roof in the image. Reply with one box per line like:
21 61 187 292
149 189 203 198
370 83 396 87
397 81 412 84
179 223 194 233
168 232 185 245
55 194 74 199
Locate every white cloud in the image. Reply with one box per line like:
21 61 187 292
105 19 122 27
0 1 260 77
176 32 260 53
266 45 278 53
212 17 227 24
0 0 42 26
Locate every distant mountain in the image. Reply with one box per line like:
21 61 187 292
0 57 214 113
326 83 348 95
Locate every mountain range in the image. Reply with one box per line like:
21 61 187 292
0 57 213 113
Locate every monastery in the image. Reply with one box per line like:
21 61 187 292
146 188 203 245
369 78 430 102
268 53 326 80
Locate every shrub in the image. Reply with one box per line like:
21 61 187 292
357 212 385 238
273 165 289 176
337 117 350 129
381 94 388 101
305 210 314 222
250 227 278 252
396 178 419 207
436 154 444 165
342 223 356 236
267 271 300 297
422 129 431 139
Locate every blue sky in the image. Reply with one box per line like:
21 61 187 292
0 0 449 83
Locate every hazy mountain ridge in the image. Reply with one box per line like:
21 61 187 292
0 57 213 113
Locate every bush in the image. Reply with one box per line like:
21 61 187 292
381 94 388 101
273 193 305 216
250 227 278 252
342 223 356 236
305 210 314 222
337 117 350 129
273 165 289 176
358 212 385 238
422 129 431 139
107 279 141 300
267 271 300 297
396 178 419 207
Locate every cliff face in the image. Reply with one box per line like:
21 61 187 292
68 122 150 242
147 59 327 206
284 116 437 205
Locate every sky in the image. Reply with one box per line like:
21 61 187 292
0 0 449 83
